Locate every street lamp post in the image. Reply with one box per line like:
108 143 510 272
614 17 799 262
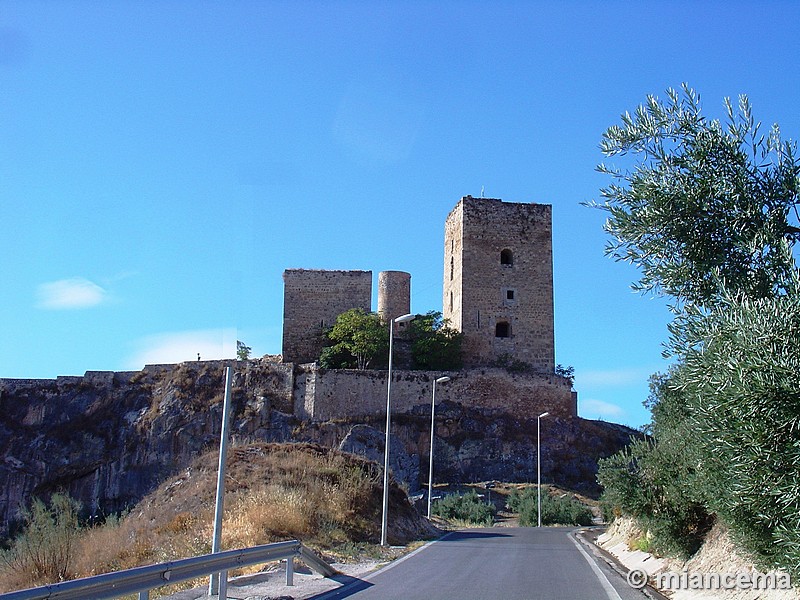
209 366 233 596
381 313 415 547
537 411 550 528
427 376 451 519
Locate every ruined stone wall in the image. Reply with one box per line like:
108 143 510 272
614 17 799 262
293 364 575 422
444 196 555 372
282 269 372 363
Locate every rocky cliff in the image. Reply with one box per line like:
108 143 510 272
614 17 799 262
0 359 637 537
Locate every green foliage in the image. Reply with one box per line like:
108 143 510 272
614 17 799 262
632 536 652 553
555 364 575 386
1 493 82 584
670 287 800 574
592 86 800 576
597 435 711 557
589 84 800 307
236 340 252 360
319 309 463 371
319 343 357 369
320 309 388 370
407 311 463 370
432 490 495 526
508 487 593 527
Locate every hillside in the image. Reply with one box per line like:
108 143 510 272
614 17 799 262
0 442 437 593
0 359 639 537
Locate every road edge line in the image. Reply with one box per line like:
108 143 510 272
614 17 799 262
312 531 454 599
569 530 624 600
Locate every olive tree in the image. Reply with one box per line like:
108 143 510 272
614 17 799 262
590 84 800 307
594 86 800 576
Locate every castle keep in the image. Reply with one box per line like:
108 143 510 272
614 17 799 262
280 195 575 420
443 197 555 370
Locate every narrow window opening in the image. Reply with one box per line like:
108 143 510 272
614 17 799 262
500 249 513 265
449 291 453 312
495 321 511 338
450 256 454 281
506 290 515 300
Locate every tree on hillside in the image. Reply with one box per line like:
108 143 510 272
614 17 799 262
319 309 388 370
594 86 800 577
236 340 252 361
588 83 800 307
407 311 463 370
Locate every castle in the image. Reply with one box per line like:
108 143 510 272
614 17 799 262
280 195 575 420
0 196 582 531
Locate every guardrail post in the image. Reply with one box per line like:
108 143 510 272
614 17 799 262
286 556 294 586
218 570 228 599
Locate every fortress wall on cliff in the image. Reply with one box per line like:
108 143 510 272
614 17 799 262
0 358 580 534
294 364 575 422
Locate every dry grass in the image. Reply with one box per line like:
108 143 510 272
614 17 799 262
0 442 438 596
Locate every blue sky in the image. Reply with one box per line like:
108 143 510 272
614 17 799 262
3 1 800 428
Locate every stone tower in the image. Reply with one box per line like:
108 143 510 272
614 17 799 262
377 270 411 332
282 269 372 363
443 196 555 371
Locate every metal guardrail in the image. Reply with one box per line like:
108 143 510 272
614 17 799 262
0 539 337 600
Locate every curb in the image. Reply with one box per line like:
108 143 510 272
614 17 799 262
575 526 670 600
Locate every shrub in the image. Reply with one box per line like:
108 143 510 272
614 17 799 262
597 370 715 558
0 493 81 586
509 487 593 527
432 490 495 526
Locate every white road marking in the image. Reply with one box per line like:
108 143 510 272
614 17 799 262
570 531 624 600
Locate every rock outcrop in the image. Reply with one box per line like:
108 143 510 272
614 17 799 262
0 359 637 537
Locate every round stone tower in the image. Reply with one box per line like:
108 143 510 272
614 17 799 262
377 270 411 328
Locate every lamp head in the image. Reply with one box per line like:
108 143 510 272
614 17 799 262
538 411 550 418
435 376 451 384
394 313 415 324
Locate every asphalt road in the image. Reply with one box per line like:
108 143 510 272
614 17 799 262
313 527 648 600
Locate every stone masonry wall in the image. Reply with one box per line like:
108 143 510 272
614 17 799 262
377 270 411 329
282 269 372 363
443 196 555 371
293 364 575 422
